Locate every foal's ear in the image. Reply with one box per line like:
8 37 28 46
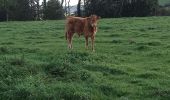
97 16 101 20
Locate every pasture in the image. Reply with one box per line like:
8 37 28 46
0 17 170 100
159 0 170 6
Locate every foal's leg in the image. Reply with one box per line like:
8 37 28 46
91 35 95 51
85 36 88 49
68 32 74 49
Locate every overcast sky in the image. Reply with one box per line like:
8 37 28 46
40 0 78 6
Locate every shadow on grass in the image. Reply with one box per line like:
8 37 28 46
100 84 129 97
0 46 40 54
84 64 128 76
136 72 159 79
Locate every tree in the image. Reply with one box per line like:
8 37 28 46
68 0 71 15
35 0 40 20
13 0 31 20
46 0 64 19
43 0 47 19
29 0 36 20
0 0 9 21
84 0 158 18
77 0 81 16
121 0 158 17
5 0 8 21
60 0 64 7
2 0 32 21
0 0 159 21
64 0 71 16
0 0 6 21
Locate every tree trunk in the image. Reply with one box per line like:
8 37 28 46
4 0 9 21
43 0 47 19
65 0 67 16
36 0 40 20
77 0 81 16
68 0 70 15
60 0 64 7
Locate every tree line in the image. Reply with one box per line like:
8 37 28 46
83 0 158 17
0 0 64 21
0 0 159 21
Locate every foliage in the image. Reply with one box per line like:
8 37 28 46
85 0 159 18
46 0 64 20
0 0 7 21
0 0 64 21
122 0 159 17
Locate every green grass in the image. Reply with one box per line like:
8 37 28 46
0 17 170 100
159 0 170 6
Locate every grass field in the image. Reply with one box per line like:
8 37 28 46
0 17 170 100
159 0 170 6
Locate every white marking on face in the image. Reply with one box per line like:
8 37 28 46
94 27 97 34
91 23 97 27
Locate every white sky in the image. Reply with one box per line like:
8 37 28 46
40 0 78 6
